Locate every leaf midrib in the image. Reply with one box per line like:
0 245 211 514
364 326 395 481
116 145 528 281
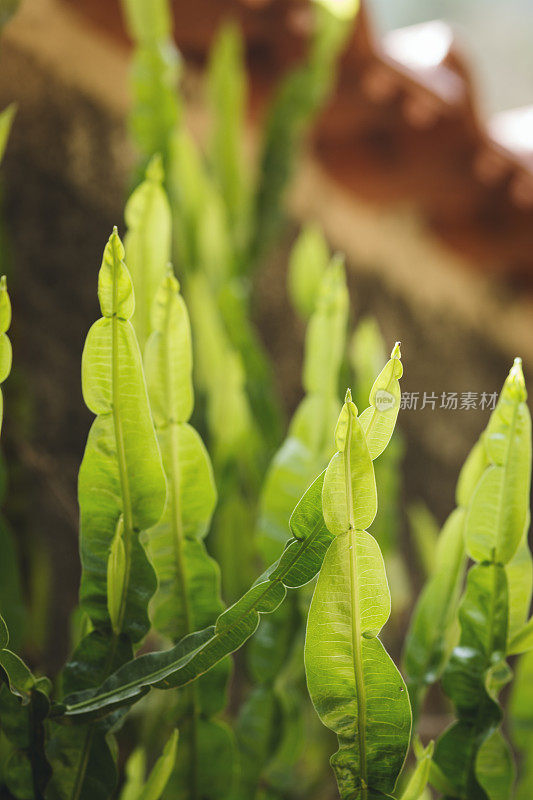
344 407 368 798
111 237 134 635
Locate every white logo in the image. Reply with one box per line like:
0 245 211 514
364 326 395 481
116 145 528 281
375 390 395 412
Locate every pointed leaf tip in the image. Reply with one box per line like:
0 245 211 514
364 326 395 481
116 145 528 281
344 388 352 404
506 356 526 401
391 341 401 359
146 152 164 183
0 275 6 291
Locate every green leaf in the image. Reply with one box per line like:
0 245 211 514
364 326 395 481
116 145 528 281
305 531 411 798
122 0 171 42
124 155 172 349
45 631 132 800
257 258 347 562
248 1 357 266
303 256 348 399
434 564 509 800
357 342 402 461
0 650 34 704
0 683 51 799
322 392 377 535
0 104 16 164
465 358 531 565
122 0 181 168
403 508 467 709
399 739 434 800
207 23 249 261
287 224 330 320
305 394 411 799
142 269 230 792
120 748 146 800
167 127 209 273
234 686 282 799
0 613 8 648
107 518 127 636
510 650 533 800
166 718 234 800
0 617 51 798
78 229 166 641
475 730 515 800
506 520 532 645
144 270 194 427
144 270 219 640
0 275 12 434
402 428 490 717
58 473 333 722
137 730 178 800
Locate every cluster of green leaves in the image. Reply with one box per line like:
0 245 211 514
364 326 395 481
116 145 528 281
404 359 533 799
234 233 348 798
120 0 359 607
5 2 533 799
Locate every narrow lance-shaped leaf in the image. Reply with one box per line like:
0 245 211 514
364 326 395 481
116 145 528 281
305 387 411 800
45 231 167 800
434 359 532 800
121 0 181 170
57 471 334 721
207 23 250 263
144 268 219 640
248 0 358 266
124 154 172 350
79 228 166 642
143 270 234 799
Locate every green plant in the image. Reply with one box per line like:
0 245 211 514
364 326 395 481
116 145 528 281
3 214 533 800
4 2 533 797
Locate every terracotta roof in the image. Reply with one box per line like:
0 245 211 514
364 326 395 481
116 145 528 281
67 0 533 276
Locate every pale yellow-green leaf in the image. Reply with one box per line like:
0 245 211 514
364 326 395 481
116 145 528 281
107 516 127 635
322 394 377 535
124 154 171 348
288 223 330 319
97 229 135 320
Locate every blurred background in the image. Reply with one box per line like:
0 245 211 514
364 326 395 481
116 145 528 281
0 0 532 723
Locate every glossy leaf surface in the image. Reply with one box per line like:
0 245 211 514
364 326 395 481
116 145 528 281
305 392 411 799
59 473 332 721
78 229 166 641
